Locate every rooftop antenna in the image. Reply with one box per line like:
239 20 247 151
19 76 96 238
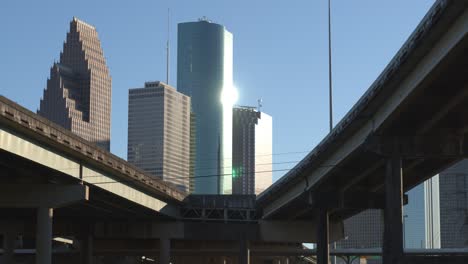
166 8 170 85
328 0 333 132
257 98 263 112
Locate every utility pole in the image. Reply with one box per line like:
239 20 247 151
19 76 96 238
329 1 336 263
328 0 333 132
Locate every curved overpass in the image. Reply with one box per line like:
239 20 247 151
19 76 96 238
258 1 468 263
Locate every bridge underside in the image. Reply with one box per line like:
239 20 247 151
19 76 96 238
0 149 173 221
0 146 344 264
256 2 468 264
266 26 468 222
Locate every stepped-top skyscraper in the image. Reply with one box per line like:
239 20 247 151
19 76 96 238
38 17 112 151
177 18 234 194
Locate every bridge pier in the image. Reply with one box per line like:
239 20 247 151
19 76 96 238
383 150 404 264
159 238 170 264
2 230 15 264
36 207 53 264
316 207 329 264
81 232 94 264
239 240 250 264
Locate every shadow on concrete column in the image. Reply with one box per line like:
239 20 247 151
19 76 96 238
2 231 16 264
383 149 404 264
81 231 93 264
159 238 170 264
36 207 53 264
239 240 250 264
317 207 329 264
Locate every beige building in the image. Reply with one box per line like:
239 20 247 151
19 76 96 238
232 106 272 195
128 81 192 192
38 17 112 151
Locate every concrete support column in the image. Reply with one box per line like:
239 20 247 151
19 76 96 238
239 240 250 264
81 233 93 264
159 238 170 264
36 207 53 264
2 231 15 264
316 207 329 264
383 150 404 264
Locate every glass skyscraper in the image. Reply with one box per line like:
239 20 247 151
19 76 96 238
38 17 112 151
177 18 234 194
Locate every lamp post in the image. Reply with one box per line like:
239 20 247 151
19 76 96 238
403 214 408 248
328 0 333 132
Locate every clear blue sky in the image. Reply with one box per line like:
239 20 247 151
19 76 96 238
0 0 435 182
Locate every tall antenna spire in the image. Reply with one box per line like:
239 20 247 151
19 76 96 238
166 8 170 85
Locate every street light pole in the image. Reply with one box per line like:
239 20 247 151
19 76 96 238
403 215 407 248
328 0 333 132
328 3 336 264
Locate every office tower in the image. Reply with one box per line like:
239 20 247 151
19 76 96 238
403 176 440 249
189 112 196 193
336 178 440 252
439 160 468 248
128 81 192 192
177 18 234 194
424 176 441 248
335 209 384 249
232 106 273 195
38 17 111 151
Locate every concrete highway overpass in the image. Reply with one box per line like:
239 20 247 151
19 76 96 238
257 0 468 263
2 0 468 263
0 96 341 263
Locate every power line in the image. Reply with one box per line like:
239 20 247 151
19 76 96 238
78 164 338 186
194 160 300 172
125 149 311 167
54 159 303 175
170 150 311 164
84 168 294 185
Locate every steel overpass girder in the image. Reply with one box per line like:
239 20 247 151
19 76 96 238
0 184 89 208
364 133 467 159
307 190 408 211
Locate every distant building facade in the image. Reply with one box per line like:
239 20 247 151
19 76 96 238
128 81 192 192
336 157 468 257
335 209 384 249
439 160 468 248
232 106 272 195
336 177 440 250
38 17 111 151
177 19 234 194
404 176 440 249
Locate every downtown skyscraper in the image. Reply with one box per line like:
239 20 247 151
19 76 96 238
439 160 468 248
232 106 272 195
128 81 192 192
404 176 440 249
177 18 234 194
38 18 111 151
